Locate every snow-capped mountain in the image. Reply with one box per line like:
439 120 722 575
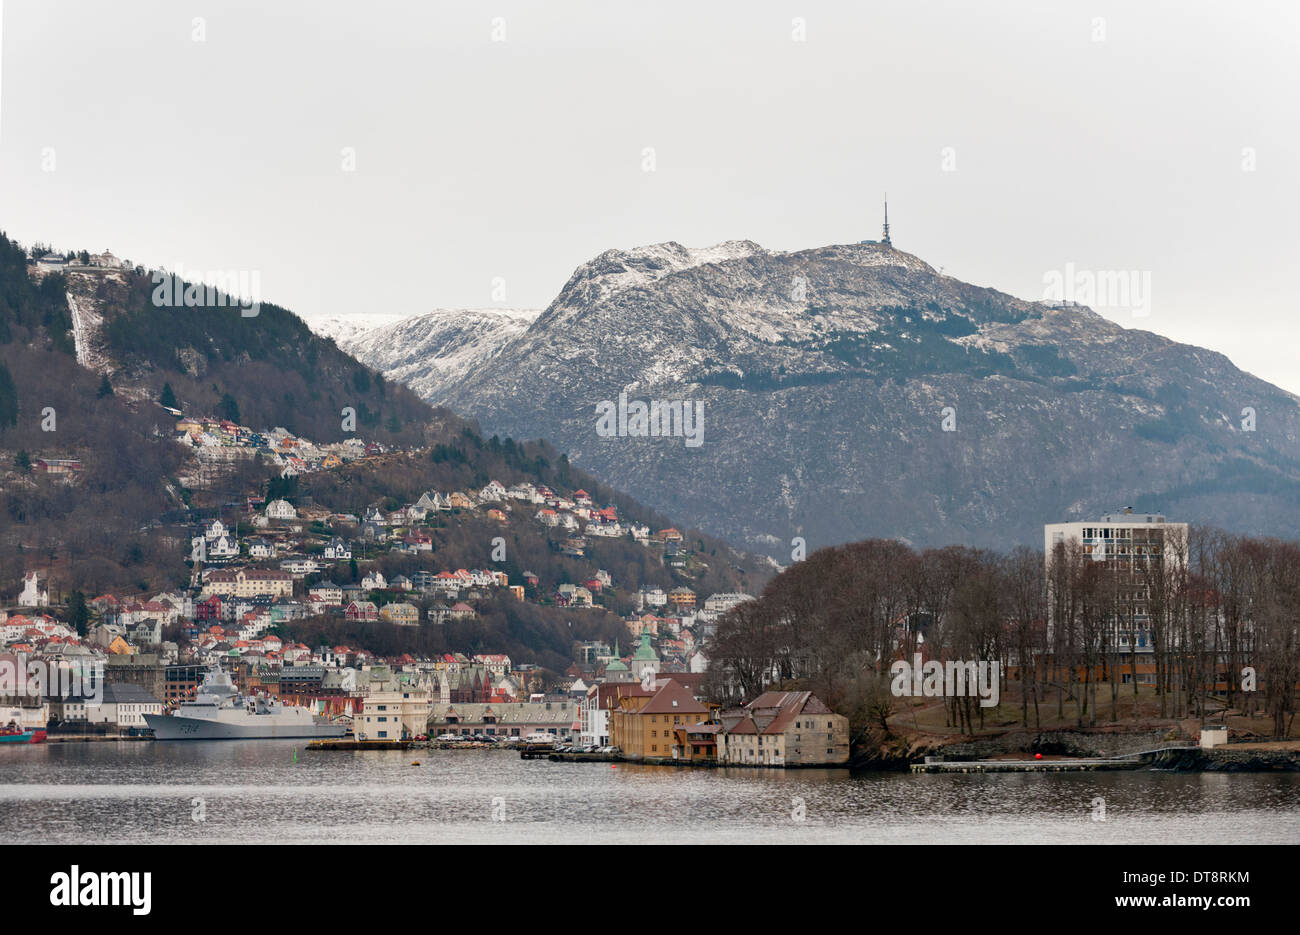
355 239 1300 555
328 308 539 404
309 312 413 346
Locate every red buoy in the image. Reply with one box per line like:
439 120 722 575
1035 753 1043 760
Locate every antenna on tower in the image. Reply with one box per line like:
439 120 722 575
881 194 892 248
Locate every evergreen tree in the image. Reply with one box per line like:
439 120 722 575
218 393 240 423
97 374 114 398
159 382 178 409
66 590 89 637
0 360 17 427
13 449 31 473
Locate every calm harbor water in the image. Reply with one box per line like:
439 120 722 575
1 742 1296 844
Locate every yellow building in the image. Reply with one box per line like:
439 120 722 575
379 602 419 626
202 568 294 599
354 688 433 741
666 587 696 611
609 678 712 760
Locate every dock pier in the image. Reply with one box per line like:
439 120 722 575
307 739 420 751
910 743 1198 773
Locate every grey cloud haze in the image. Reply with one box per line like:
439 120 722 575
2 0 1297 390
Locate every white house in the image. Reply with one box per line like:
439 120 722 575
637 586 667 610
265 499 298 521
324 538 352 561
209 534 240 560
280 558 322 576
703 592 755 615
86 683 163 731
17 572 49 607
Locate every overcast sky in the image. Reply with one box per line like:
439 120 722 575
3 0 1297 391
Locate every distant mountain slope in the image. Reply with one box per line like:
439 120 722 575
394 239 1300 554
308 312 413 346
326 308 539 405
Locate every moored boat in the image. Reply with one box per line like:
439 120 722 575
143 665 347 740
0 721 46 744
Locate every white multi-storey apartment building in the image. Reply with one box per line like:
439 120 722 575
1044 508 1188 655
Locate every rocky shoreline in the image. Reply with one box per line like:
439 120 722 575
851 729 1300 773
1145 748 1300 772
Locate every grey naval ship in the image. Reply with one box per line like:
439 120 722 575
143 666 347 740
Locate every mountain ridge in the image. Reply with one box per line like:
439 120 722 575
343 238 1300 555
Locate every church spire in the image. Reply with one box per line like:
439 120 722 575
881 195 892 247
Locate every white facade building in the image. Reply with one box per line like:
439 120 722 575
1044 509 1189 655
18 572 49 607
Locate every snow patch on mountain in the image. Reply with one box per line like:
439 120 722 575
308 312 413 345
333 308 540 404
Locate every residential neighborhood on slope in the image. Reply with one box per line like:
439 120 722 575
0 401 777 759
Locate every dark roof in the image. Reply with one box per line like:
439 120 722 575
724 691 837 735
99 683 162 706
639 679 709 715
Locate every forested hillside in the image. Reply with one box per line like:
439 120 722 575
0 231 765 637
